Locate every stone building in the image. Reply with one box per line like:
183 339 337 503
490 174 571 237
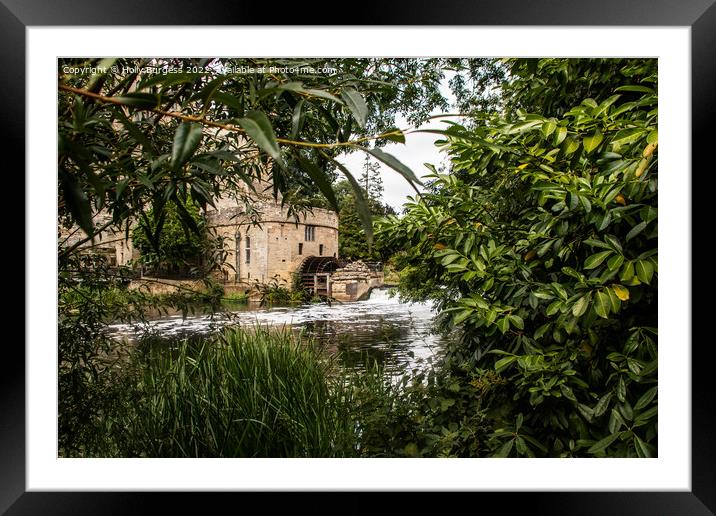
206 192 339 286
59 211 138 267
59 192 386 301
59 190 340 289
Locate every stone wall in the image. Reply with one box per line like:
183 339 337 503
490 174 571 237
330 261 374 302
127 278 207 296
59 211 138 267
206 195 339 285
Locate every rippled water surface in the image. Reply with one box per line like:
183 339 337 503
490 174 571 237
107 288 447 373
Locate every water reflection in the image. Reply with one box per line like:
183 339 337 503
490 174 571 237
107 288 446 373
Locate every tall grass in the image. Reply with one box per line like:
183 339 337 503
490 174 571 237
119 326 359 457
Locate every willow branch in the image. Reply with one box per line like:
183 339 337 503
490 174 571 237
58 84 467 150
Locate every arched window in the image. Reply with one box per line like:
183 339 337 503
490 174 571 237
245 235 251 264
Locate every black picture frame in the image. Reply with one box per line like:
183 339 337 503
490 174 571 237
7 1 712 513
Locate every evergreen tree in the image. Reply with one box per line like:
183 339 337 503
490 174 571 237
359 155 384 204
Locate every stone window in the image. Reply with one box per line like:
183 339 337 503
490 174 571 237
319 244 323 256
305 225 315 241
245 235 251 264
298 242 303 255
235 232 241 278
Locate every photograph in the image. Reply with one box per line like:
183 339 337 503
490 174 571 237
57 56 659 460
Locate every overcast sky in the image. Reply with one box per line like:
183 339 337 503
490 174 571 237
334 77 457 214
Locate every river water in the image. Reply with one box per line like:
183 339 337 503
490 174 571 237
107 288 447 374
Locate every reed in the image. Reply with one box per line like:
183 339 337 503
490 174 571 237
121 326 359 457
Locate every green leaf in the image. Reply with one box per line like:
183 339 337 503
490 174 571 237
607 254 624 272
647 129 658 145
403 443 419 457
541 120 557 138
634 386 657 410
452 309 472 325
361 147 423 189
576 403 594 422
587 432 621 455
237 110 285 169
553 126 568 146
534 323 551 339
583 238 612 250
604 235 622 254
560 384 577 402
341 88 369 129
593 392 613 417
616 377 626 402
521 434 548 453
290 99 305 140
611 127 646 146
594 291 610 318
86 58 117 90
296 156 339 212
441 253 460 266
271 82 343 104
606 288 621 313
634 405 658 424
572 295 589 317
609 409 626 433
59 169 94 236
546 300 562 316
594 94 621 116
113 92 162 108
382 127 406 144
326 155 373 246
615 85 655 93
620 261 635 282
171 123 203 171
509 315 524 330
213 91 244 113
115 109 156 155
562 137 580 155
635 259 654 284
496 317 510 334
583 130 603 154
633 435 654 458
584 251 613 270
626 221 648 241
493 439 514 458
582 98 598 109
597 211 612 231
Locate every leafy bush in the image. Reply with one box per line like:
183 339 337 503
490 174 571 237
58 254 148 456
222 291 250 304
348 362 492 457
250 274 314 306
130 198 208 275
378 58 658 457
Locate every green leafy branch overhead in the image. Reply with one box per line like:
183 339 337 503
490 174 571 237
58 58 501 256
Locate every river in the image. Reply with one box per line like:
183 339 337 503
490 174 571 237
107 287 448 375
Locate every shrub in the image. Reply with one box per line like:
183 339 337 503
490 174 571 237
378 58 658 457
